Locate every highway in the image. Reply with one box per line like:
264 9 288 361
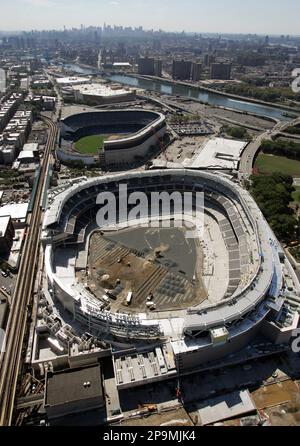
239 117 300 179
0 116 56 426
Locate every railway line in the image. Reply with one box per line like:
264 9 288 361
0 116 57 426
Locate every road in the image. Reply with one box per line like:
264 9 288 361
238 116 300 281
239 117 300 179
44 69 63 121
285 250 300 283
0 116 56 426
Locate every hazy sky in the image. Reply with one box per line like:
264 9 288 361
0 0 299 35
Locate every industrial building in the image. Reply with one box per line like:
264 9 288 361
56 76 91 87
45 365 104 421
185 137 248 170
72 83 136 106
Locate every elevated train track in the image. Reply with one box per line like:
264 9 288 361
0 116 57 426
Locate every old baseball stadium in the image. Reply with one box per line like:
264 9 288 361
57 109 166 168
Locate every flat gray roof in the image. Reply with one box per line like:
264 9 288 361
46 365 102 407
196 390 256 426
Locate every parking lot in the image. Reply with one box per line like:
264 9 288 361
0 270 16 302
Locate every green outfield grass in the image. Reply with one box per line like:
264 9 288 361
255 154 300 178
74 135 105 154
292 186 300 203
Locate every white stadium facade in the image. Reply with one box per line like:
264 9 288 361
42 169 300 375
57 109 166 168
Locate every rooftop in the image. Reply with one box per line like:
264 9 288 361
0 215 11 236
0 202 29 221
113 62 132 67
72 83 133 97
194 390 256 426
56 76 90 86
23 143 39 152
17 151 36 161
45 365 102 407
186 137 247 170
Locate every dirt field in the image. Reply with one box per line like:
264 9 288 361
156 135 207 164
86 231 207 313
118 407 193 427
251 380 300 410
264 403 300 426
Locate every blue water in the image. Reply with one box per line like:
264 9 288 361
110 75 295 122
64 64 297 122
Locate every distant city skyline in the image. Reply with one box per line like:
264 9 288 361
0 0 300 36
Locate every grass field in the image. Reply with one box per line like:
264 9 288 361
74 135 105 154
292 186 300 203
255 154 300 177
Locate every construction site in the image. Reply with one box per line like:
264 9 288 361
79 228 206 314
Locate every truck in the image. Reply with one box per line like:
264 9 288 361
126 291 133 305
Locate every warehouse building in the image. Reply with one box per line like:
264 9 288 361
45 365 104 420
72 83 136 106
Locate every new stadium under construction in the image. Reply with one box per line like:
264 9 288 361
39 169 300 382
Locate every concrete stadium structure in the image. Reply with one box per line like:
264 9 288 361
58 110 166 168
42 170 300 374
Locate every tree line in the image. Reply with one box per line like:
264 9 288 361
250 173 298 243
223 83 300 104
260 139 300 161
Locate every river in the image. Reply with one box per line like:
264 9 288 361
64 64 296 122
